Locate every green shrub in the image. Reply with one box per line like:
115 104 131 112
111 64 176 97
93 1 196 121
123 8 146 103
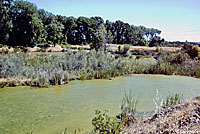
13 47 21 53
48 41 53 45
183 44 200 59
192 45 200 59
92 110 123 134
122 44 130 55
0 82 7 88
145 54 152 58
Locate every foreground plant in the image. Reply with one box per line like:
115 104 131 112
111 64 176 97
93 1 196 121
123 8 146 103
92 110 123 134
153 89 182 113
120 91 138 126
91 91 138 133
162 93 182 109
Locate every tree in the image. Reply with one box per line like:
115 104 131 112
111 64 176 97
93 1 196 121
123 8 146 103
149 37 164 47
105 20 148 45
137 38 149 46
62 16 77 44
46 19 64 46
90 23 106 50
75 17 92 45
0 0 163 47
0 0 13 44
11 0 45 46
149 28 161 40
105 30 114 44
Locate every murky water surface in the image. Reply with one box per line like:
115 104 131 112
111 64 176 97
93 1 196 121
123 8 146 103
0 75 200 133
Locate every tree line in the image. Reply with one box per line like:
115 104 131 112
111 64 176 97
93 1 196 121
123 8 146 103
0 0 163 48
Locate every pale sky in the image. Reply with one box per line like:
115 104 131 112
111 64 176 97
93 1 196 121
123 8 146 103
28 0 200 42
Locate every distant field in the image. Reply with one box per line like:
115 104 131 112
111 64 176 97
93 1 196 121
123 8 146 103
0 44 181 53
71 44 182 52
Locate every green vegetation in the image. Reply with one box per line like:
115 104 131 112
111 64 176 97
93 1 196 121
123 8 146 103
0 1 200 89
91 92 138 134
153 89 182 113
183 44 200 59
91 91 183 133
132 44 200 78
1 0 200 134
0 50 137 87
92 110 123 134
1 0 199 51
1 0 167 49
162 93 182 109
120 91 138 125
1 43 200 88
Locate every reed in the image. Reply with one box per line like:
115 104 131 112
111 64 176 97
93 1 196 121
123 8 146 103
1 48 200 88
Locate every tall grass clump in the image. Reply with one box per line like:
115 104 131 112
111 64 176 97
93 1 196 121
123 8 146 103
153 89 164 113
120 91 138 122
153 89 182 113
162 93 182 109
0 50 136 87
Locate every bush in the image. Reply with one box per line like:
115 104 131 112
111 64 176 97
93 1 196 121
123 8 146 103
122 44 130 55
183 44 200 59
192 45 200 59
92 110 123 134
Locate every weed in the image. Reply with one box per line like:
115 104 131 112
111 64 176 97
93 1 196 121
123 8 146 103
92 110 123 134
162 93 182 109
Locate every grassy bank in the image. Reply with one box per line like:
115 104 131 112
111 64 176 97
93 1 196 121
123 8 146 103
1 46 200 88
0 50 137 87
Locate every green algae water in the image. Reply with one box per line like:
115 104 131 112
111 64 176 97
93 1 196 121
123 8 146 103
1 75 200 134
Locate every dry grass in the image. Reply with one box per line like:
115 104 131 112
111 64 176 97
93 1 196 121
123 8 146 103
0 44 181 53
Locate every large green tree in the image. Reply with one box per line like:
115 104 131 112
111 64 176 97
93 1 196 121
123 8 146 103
90 22 106 50
11 0 45 46
0 0 162 48
46 19 64 45
0 0 13 44
149 36 165 47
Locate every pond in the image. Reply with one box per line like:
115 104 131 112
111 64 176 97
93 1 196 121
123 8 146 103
0 74 200 134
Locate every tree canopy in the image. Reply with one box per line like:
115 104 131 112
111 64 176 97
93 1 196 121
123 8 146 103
0 0 162 48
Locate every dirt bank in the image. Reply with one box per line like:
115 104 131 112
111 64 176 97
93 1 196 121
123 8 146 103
126 97 200 133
